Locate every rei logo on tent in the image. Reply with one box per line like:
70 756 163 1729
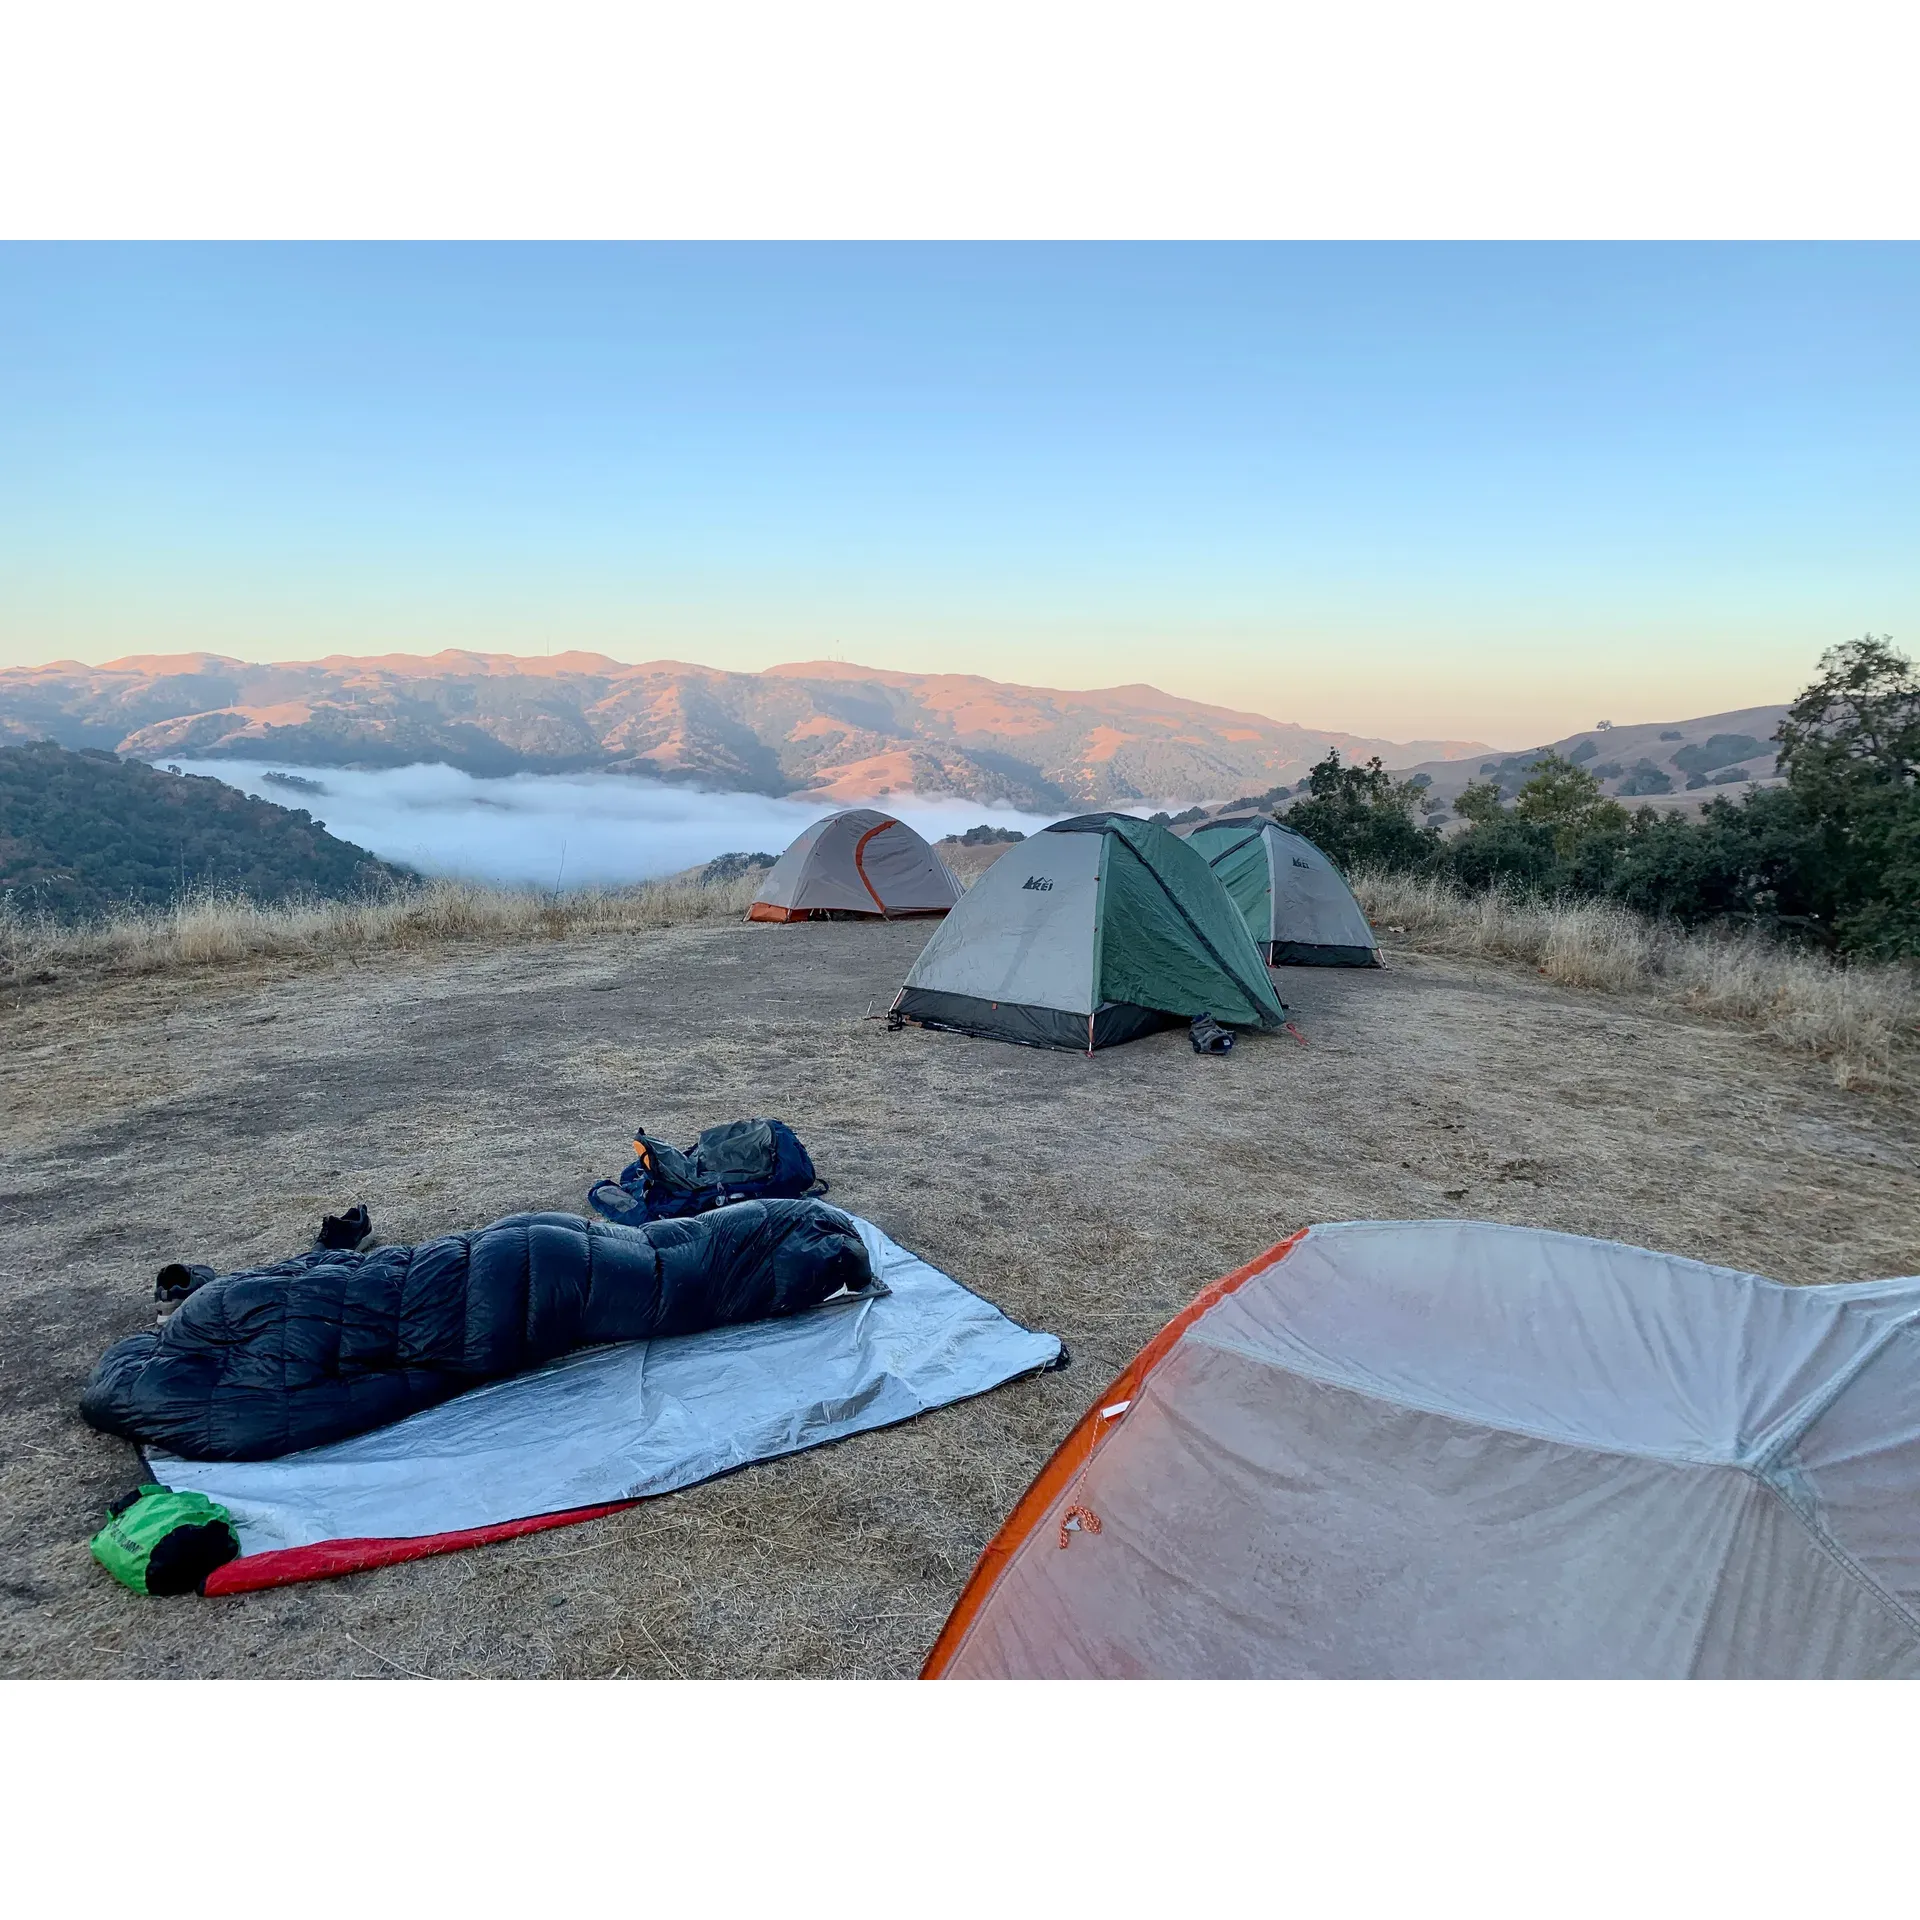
1021 875 1054 891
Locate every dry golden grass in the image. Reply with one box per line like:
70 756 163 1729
9 853 1911 1091
1353 869 1920 1091
0 872 765 989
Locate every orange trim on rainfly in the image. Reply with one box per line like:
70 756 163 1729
851 820 893 913
919 1226 1311 1679
746 901 808 923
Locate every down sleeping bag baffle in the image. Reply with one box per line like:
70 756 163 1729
80 1199 872 1462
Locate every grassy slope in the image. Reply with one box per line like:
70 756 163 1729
0 742 406 919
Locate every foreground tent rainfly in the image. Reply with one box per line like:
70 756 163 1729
748 808 962 922
150 1215 1061 1592
925 1220 1920 1678
893 811 1287 1051
1182 814 1381 965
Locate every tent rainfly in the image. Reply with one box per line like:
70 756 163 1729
925 1220 1920 1679
748 809 962 923
892 811 1287 1052
1182 814 1381 966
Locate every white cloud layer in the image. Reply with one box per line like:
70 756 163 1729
176 760 1063 889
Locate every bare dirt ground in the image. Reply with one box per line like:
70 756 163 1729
4 918 1918 1678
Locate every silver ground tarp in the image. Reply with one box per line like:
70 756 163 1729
153 1214 1059 1556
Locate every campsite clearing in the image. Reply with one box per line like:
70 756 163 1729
4 918 1918 1678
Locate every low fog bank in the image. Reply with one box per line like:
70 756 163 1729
175 760 1060 889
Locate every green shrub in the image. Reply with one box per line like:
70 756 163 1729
1282 751 1439 873
1674 732 1765 776
947 823 1026 845
1617 762 1674 796
701 851 777 882
1774 635 1920 958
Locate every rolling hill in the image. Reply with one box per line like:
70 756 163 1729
0 742 410 920
1386 705 1790 821
0 651 1487 810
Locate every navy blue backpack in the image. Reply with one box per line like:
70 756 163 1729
587 1119 827 1224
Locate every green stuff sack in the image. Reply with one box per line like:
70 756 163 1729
90 1484 240 1596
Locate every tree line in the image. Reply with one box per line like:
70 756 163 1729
1278 637 1920 961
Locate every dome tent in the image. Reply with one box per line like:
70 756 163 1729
748 808 962 923
1182 813 1380 966
925 1220 1920 1679
892 812 1286 1053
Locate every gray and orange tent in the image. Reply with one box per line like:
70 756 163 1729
747 808 962 923
925 1220 1920 1679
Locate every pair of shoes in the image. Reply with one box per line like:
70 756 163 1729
314 1204 374 1252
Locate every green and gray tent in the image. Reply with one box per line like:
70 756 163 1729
1183 814 1381 967
893 812 1287 1052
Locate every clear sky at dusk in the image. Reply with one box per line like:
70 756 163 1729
3 243 1914 746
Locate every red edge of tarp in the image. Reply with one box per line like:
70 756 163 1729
919 1227 1311 1678
201 1498 642 1595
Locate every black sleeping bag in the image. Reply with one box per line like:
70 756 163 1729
81 1198 873 1462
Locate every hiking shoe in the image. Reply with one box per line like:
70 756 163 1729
1189 1013 1234 1055
154 1262 214 1303
314 1204 374 1252
154 1262 215 1324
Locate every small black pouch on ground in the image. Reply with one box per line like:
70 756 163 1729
1190 1012 1234 1055
588 1117 824 1223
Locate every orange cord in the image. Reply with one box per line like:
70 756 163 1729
1059 1503 1103 1549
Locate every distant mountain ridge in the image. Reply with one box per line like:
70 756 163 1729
0 651 1487 810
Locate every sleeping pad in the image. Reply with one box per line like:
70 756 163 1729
80 1199 873 1461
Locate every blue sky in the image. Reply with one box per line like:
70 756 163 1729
2 244 1915 745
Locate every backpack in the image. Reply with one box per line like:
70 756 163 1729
587 1118 826 1224
90 1485 240 1596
